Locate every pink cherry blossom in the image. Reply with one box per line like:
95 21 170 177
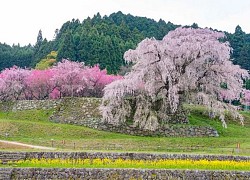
101 27 249 130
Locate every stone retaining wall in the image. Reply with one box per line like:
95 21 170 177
83 120 218 137
0 99 61 112
50 97 102 122
49 98 219 137
0 98 219 137
0 152 249 179
0 168 249 180
0 152 250 180
1 151 250 163
13 99 61 111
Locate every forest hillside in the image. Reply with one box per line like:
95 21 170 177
0 11 249 74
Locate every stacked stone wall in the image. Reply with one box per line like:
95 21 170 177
0 98 219 137
1 151 250 163
0 168 249 180
0 152 250 180
0 99 61 111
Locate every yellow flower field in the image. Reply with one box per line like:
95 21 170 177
6 158 250 171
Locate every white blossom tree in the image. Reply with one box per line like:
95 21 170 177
101 27 249 130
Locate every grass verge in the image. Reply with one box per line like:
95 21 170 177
0 108 250 155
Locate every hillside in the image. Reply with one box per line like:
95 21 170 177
0 12 250 73
0 101 250 155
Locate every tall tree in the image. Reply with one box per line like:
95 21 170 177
57 31 76 61
35 29 43 50
101 27 249 131
230 26 245 61
239 44 250 70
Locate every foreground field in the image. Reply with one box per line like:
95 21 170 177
0 106 250 155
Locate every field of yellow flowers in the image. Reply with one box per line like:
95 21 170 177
5 158 250 171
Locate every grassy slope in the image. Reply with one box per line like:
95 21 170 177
0 108 249 155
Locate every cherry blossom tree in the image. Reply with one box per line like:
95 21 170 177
50 59 86 97
79 65 123 97
0 66 30 101
50 60 122 98
0 75 7 101
101 27 249 130
0 60 121 100
25 69 55 100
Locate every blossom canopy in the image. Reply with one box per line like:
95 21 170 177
101 27 249 130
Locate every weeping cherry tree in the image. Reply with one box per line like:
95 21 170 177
101 27 249 130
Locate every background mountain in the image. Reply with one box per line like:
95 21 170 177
0 11 250 74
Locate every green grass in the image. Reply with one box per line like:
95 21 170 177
0 108 250 155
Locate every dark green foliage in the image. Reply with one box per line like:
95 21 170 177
4 12 178 73
226 25 250 70
220 82 228 89
52 12 179 73
55 12 180 73
57 31 77 61
0 12 250 73
0 43 34 70
244 79 250 90
238 44 250 70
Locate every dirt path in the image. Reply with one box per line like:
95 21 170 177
0 140 56 150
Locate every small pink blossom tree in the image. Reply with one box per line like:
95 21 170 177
79 65 123 97
25 69 55 100
51 59 86 98
0 66 30 101
101 27 249 130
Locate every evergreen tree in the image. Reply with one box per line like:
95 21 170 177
57 31 76 61
239 44 250 70
35 29 43 50
231 25 245 60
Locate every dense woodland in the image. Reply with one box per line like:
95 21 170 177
0 11 250 74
